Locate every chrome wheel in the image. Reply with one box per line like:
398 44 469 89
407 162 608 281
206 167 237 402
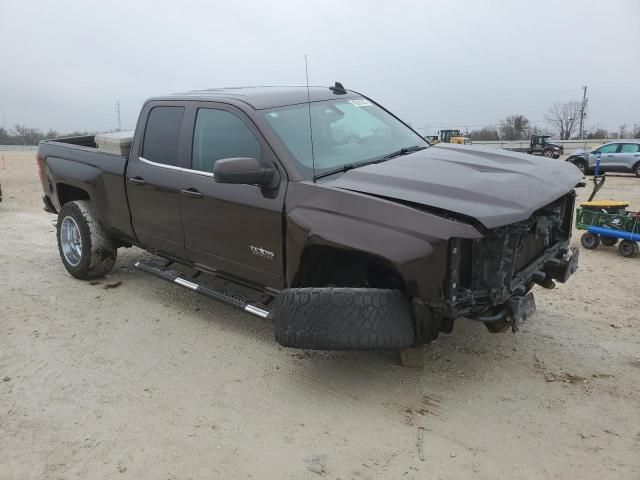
60 216 82 266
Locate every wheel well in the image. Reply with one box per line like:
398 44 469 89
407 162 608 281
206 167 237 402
293 245 405 290
57 183 90 205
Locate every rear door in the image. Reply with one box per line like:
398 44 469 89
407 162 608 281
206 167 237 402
126 103 187 258
618 143 640 172
178 103 286 289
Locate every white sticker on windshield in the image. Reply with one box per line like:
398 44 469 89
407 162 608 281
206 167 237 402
349 99 372 107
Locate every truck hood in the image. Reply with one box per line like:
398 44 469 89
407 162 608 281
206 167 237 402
327 144 581 229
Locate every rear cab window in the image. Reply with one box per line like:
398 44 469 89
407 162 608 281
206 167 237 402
142 106 185 166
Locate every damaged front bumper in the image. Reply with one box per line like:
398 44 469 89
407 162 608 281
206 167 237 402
442 193 579 331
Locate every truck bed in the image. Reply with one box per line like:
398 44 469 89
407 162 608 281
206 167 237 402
38 138 135 242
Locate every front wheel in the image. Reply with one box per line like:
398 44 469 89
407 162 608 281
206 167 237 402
634 161 640 178
580 233 600 250
574 160 587 175
56 200 117 279
543 150 553 158
618 240 639 258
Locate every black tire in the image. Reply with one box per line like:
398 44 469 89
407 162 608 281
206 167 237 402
543 150 553 158
580 233 600 250
618 240 639 258
272 288 415 350
56 200 117 279
634 162 640 178
574 160 587 175
601 237 618 247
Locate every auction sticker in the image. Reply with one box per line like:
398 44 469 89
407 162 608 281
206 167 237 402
349 99 372 107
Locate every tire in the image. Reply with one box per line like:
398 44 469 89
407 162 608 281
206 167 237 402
574 160 587 175
601 237 618 247
580 233 600 250
618 240 639 258
543 150 553 158
634 161 640 178
56 200 117 279
272 288 415 350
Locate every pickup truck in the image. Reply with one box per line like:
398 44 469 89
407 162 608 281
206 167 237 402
37 84 581 360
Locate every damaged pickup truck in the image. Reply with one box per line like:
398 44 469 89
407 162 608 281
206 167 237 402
37 84 581 359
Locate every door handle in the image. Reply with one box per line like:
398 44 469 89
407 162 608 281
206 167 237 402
128 176 147 186
180 188 203 199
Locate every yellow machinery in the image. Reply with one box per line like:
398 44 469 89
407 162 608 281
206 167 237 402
429 129 471 145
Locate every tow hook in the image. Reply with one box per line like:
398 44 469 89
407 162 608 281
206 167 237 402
532 271 556 289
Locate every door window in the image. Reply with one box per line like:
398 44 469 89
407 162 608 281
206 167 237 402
142 106 185 166
192 109 261 173
596 143 619 154
620 143 640 153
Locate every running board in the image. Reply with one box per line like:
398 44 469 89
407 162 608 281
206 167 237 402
134 260 271 319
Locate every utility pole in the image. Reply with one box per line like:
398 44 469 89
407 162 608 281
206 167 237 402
1 107 5 130
115 101 122 132
579 85 588 140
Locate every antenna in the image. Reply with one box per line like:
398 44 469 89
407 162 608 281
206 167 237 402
115 101 122 132
305 55 316 181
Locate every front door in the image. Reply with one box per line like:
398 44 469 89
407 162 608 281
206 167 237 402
126 104 187 259
590 143 620 172
178 105 286 290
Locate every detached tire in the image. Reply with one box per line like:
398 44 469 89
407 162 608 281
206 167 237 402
273 288 415 350
580 233 600 250
56 200 117 279
618 240 639 258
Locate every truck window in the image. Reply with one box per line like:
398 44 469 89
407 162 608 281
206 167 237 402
142 106 185 166
192 109 260 173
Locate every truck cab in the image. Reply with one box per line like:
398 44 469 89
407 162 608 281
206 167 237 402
529 135 563 159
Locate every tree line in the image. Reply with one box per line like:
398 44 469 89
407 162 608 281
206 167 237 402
0 125 92 146
466 100 640 141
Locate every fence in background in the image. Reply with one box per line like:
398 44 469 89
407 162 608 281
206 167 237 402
469 139 636 156
0 145 38 151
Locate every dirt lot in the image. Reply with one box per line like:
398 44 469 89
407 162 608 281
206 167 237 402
1 149 639 479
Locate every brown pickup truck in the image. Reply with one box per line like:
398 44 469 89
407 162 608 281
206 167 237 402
36 84 581 359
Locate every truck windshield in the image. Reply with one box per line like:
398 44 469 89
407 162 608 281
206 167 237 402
262 98 427 179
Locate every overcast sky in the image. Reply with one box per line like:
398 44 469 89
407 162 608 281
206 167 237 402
1 0 638 135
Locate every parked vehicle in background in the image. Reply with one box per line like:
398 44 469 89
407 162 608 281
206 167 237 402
503 135 563 159
429 129 472 145
566 141 640 176
528 135 563 158
36 84 581 361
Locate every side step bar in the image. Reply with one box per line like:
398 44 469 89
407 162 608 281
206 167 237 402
134 260 271 319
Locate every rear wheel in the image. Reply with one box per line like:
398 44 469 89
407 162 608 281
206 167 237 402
618 240 639 258
601 237 618 247
580 233 600 250
633 161 640 178
56 200 117 279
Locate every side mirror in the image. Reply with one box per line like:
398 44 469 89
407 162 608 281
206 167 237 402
214 157 277 187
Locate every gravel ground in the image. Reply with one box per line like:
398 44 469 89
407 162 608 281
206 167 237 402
1 150 639 479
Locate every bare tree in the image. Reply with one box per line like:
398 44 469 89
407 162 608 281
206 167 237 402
468 126 500 141
545 101 580 140
500 114 531 140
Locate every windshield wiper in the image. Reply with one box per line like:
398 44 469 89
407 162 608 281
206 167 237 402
313 160 373 181
312 145 427 182
382 145 427 159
